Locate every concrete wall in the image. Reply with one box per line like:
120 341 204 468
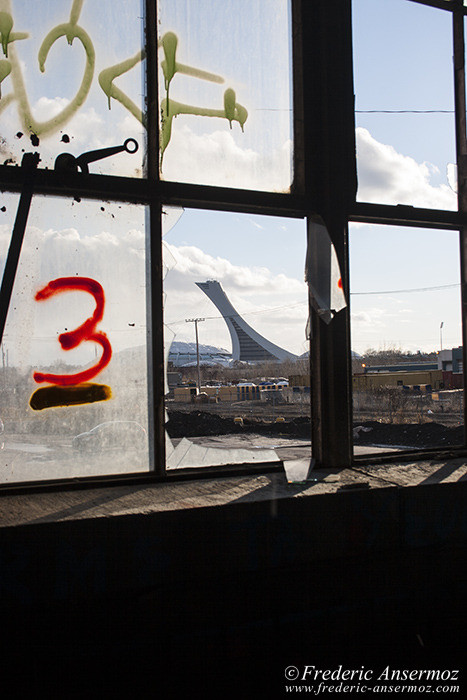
2 480 467 695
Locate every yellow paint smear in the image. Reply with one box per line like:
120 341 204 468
30 382 112 411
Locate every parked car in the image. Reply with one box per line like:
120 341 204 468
72 421 147 453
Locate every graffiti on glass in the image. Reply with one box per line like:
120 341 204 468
0 0 247 163
159 31 248 165
29 276 112 411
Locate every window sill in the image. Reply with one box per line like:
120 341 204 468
2 455 467 528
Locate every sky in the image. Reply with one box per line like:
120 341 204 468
162 208 308 356
351 0 462 353
0 0 465 372
162 0 464 355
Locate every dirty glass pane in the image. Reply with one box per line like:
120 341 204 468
350 223 464 456
0 196 149 484
163 207 309 470
0 0 145 176
157 0 293 192
353 0 456 209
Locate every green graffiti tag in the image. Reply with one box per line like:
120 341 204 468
159 31 248 165
0 0 247 164
98 50 146 128
0 57 10 98
0 0 94 137
0 6 27 58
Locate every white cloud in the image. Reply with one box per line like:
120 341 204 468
356 127 456 210
32 96 73 120
161 124 292 192
52 227 81 240
351 311 372 325
165 242 304 296
351 307 387 327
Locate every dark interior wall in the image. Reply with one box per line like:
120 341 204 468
2 481 467 696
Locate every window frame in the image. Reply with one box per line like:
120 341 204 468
1 0 467 492
351 0 467 464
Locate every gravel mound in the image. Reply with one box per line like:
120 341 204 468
166 411 464 447
353 420 464 448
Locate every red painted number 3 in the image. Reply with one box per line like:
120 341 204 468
33 277 112 386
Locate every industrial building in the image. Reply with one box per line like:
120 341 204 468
354 347 464 390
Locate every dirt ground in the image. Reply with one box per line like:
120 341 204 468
166 409 465 448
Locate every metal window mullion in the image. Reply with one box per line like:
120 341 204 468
350 202 467 230
145 0 165 475
0 166 153 204
300 0 355 468
452 4 467 446
0 154 39 346
291 0 305 195
145 0 159 182
146 201 166 475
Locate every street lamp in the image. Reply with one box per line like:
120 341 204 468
186 318 205 391
440 321 444 352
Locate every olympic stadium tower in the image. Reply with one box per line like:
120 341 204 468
196 280 298 363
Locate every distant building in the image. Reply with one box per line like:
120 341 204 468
438 347 463 374
438 346 464 389
361 362 438 374
167 341 232 368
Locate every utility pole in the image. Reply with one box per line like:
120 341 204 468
185 318 205 391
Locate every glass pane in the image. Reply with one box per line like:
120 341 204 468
157 0 293 192
353 0 456 209
0 196 150 484
0 0 145 176
350 223 464 455
163 207 309 469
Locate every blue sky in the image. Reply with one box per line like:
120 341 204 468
353 0 456 188
350 0 462 353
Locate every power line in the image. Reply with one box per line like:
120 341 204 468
166 300 307 327
352 283 460 295
356 109 454 114
256 108 455 114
